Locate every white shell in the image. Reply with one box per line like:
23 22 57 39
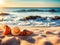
11 27 20 36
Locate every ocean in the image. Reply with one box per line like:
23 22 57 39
0 7 60 26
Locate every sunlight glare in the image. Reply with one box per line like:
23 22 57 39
0 0 4 4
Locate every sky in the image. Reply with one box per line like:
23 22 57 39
9 0 60 2
0 0 60 7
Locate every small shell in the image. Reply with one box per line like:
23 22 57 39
44 30 53 34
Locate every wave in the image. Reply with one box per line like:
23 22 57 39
0 7 60 26
4 8 60 12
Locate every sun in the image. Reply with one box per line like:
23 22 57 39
0 0 4 4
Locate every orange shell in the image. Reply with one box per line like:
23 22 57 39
3 25 11 35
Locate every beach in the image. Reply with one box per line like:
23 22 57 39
0 7 60 45
0 26 60 45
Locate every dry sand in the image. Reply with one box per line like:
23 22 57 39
0 26 60 45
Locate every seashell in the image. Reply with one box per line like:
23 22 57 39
20 29 33 36
44 30 53 34
11 27 21 36
2 25 11 35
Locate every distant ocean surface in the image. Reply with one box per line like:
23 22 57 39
0 7 60 26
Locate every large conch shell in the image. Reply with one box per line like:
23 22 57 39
11 27 21 36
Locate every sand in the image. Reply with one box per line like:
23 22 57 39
0 26 60 45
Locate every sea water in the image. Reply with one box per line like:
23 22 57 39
0 7 60 26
